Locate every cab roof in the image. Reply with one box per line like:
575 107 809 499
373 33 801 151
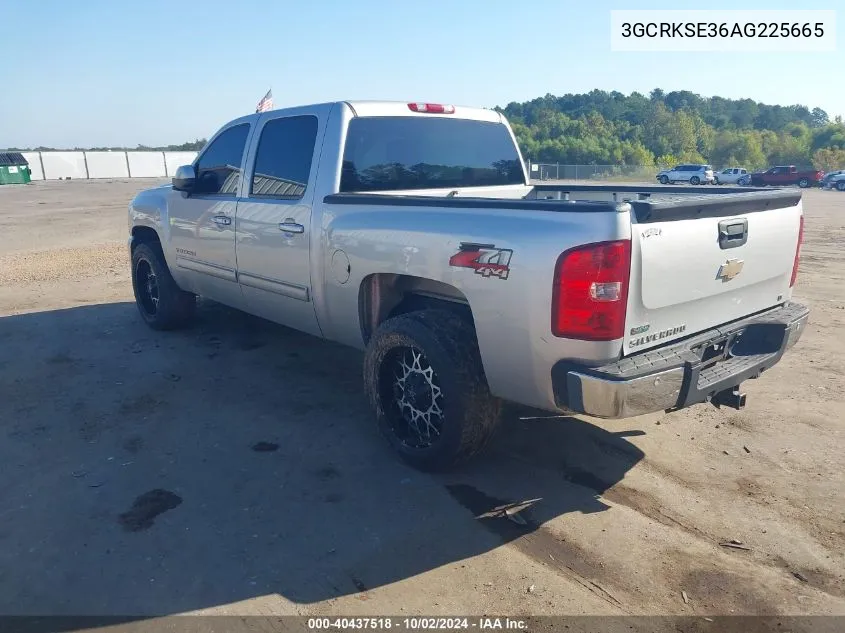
343 100 503 123
223 100 505 130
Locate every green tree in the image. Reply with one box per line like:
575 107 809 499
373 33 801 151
655 153 679 167
811 107 830 128
812 148 845 171
498 89 842 168
811 123 845 152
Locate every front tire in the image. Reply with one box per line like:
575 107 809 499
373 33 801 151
798 177 810 188
131 242 196 330
690 176 700 185
838 181 845 192
658 175 669 185
363 310 502 472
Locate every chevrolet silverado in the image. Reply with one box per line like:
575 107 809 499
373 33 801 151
127 100 809 471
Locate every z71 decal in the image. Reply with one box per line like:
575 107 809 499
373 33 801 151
449 243 513 280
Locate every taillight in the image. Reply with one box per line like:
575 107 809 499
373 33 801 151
790 215 804 287
408 103 455 114
552 240 632 341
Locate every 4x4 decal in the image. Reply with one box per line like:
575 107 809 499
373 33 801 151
449 243 513 280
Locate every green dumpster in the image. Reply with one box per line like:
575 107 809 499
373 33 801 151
0 152 32 185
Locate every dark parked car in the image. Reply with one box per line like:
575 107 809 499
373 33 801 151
821 170 844 187
749 165 824 188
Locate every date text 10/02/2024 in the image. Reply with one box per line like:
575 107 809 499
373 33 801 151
307 617 527 630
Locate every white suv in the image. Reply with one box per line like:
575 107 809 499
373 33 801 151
657 164 715 185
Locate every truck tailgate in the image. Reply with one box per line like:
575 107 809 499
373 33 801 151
624 191 803 356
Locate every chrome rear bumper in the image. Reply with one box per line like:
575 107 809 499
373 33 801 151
553 302 810 419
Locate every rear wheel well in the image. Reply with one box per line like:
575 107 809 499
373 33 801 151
359 274 474 344
131 226 161 253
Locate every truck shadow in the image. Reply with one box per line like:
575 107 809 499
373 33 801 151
0 300 644 622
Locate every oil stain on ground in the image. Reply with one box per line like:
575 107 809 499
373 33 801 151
118 489 183 532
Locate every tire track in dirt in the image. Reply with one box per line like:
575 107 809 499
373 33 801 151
508 429 845 608
601 472 845 601
445 484 627 612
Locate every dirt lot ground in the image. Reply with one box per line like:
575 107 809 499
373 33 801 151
0 179 843 622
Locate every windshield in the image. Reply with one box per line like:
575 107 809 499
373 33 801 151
340 116 525 192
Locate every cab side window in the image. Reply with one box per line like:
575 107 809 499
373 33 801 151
250 116 319 199
194 124 250 195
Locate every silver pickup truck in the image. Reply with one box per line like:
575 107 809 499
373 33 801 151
128 100 809 471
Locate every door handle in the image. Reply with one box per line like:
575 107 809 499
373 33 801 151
718 218 748 249
211 215 232 227
279 220 305 234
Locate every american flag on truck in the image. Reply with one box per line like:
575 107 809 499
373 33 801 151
256 89 273 113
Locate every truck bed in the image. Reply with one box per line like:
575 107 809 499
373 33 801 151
325 184 800 221
324 184 804 359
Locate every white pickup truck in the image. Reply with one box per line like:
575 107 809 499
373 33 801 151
714 167 750 186
128 100 809 471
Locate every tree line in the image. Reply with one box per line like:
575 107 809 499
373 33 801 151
498 89 845 170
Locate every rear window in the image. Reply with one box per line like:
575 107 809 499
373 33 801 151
340 116 524 192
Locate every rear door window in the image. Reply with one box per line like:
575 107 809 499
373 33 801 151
250 115 318 199
340 117 524 192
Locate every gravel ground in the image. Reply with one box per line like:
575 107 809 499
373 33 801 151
0 179 842 624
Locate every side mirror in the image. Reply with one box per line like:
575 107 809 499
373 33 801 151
172 164 197 192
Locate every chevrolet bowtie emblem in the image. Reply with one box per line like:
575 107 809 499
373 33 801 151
717 258 744 282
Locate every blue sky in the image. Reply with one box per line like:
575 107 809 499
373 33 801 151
0 0 841 148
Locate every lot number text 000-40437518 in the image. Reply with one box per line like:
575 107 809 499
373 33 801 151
306 617 527 630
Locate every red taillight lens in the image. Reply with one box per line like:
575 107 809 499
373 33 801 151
408 103 455 114
790 215 804 287
552 240 632 341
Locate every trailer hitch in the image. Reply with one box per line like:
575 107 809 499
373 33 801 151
711 387 747 411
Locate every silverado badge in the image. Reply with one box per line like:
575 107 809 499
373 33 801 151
717 258 744 282
629 324 687 349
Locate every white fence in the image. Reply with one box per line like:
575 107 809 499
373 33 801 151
19 153 664 183
528 162 667 182
18 151 199 181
